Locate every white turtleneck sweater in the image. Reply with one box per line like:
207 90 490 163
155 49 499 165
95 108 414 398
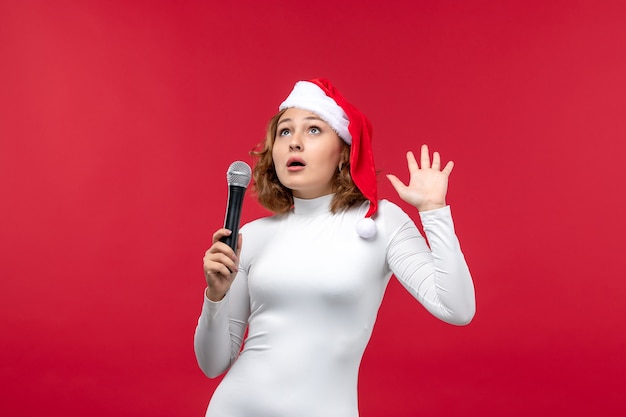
194 195 475 417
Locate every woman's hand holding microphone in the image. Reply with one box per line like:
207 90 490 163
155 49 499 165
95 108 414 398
203 228 242 302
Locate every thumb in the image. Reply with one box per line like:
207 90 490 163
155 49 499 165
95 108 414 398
386 174 406 193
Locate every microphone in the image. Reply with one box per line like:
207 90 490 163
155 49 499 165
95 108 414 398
220 161 252 252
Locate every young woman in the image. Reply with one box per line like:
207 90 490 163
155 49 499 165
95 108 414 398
194 79 476 417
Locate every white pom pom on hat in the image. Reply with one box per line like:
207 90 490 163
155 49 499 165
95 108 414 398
279 78 378 239
356 217 377 239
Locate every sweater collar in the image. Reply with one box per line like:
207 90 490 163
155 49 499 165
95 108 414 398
292 194 333 216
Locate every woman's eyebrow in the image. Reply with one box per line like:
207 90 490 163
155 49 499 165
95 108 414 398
278 116 324 126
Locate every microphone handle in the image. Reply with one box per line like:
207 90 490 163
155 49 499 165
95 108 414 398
221 185 245 252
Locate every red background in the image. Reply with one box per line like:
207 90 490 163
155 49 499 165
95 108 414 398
1 1 625 416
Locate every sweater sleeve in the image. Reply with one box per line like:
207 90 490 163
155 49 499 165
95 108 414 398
385 204 476 325
193 267 250 378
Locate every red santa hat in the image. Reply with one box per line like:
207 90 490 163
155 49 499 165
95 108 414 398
279 78 378 239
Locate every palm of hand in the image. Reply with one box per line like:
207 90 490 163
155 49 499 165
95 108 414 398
387 145 454 212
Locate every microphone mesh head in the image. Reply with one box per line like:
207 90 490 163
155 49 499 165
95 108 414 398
226 161 252 188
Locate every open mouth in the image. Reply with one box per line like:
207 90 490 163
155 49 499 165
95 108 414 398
287 158 306 168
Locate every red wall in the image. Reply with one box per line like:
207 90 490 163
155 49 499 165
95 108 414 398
1 1 625 415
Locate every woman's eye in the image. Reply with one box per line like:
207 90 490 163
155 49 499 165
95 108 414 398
279 129 291 137
309 126 321 134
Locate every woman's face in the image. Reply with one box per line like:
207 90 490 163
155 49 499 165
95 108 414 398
272 107 343 199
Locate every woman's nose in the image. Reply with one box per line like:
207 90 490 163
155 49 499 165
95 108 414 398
289 134 303 151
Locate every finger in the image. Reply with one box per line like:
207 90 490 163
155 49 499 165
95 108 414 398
212 228 232 244
420 144 430 169
207 241 236 259
406 151 418 172
442 160 454 176
432 151 441 171
205 261 235 279
386 174 408 198
206 264 230 279
204 252 237 273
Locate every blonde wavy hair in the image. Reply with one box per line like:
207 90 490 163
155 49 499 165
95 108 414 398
251 109 366 214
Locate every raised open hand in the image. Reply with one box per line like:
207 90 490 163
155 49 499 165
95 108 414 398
386 144 454 212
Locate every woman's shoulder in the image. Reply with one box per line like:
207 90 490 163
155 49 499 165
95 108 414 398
377 199 403 212
350 198 411 221
371 199 415 236
240 212 287 234
236 214 284 262
362 199 411 221
350 199 414 237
